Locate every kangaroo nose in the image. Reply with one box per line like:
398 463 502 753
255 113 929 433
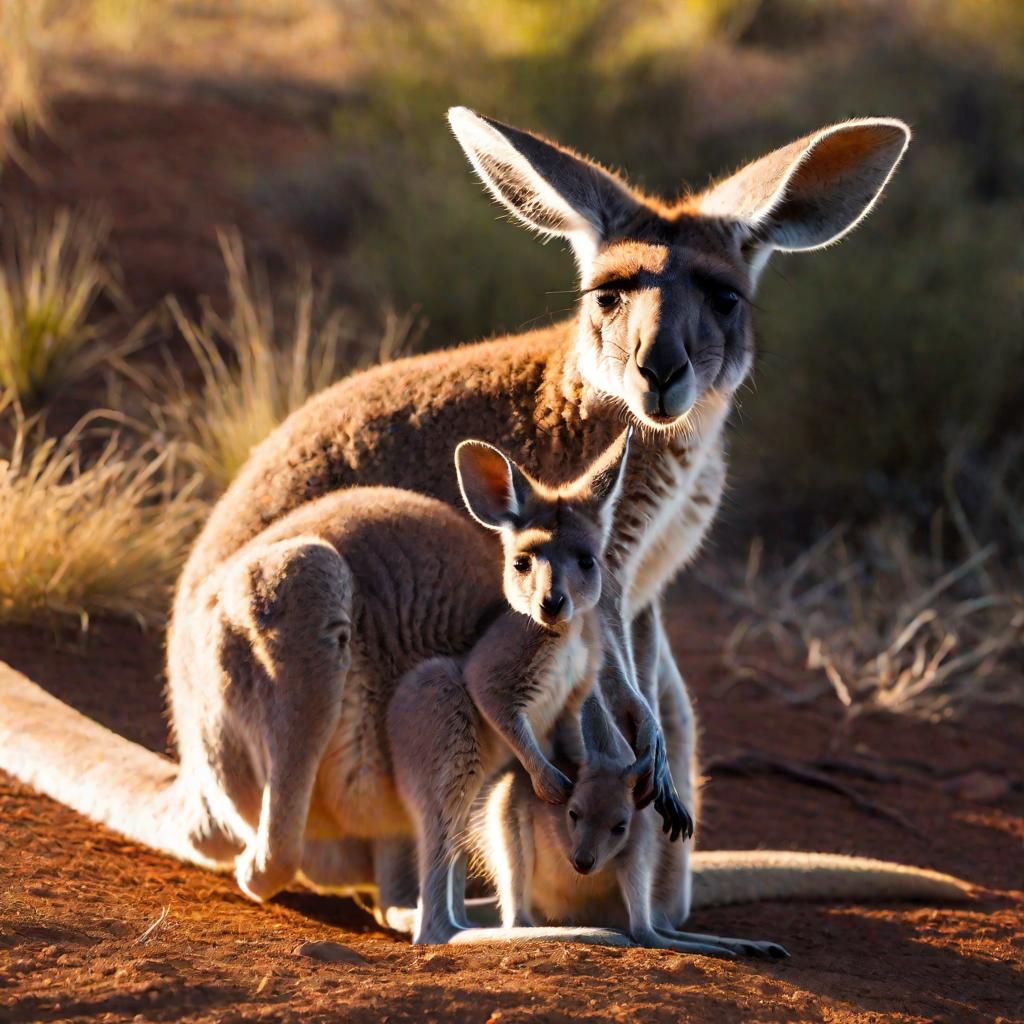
541 592 566 617
637 355 690 394
572 852 596 875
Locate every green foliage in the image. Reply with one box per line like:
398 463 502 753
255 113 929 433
330 0 1023 521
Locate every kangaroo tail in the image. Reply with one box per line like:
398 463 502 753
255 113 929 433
448 926 634 947
690 850 973 908
0 659 225 870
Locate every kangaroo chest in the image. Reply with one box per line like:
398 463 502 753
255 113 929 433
609 398 730 615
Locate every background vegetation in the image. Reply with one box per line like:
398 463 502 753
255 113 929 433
0 0 1019 715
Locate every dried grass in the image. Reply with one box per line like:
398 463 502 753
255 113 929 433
701 515 1024 721
0 398 203 629
0 208 127 408
149 232 416 494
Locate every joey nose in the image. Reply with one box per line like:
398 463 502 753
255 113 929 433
572 852 595 875
541 592 566 617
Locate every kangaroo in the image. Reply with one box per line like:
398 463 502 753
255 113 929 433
0 109 914 934
466 695 971 954
386 429 676 944
0 434 657 912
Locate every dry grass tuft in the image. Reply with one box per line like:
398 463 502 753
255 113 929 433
0 399 203 629
152 232 414 494
0 1 50 162
702 520 1024 722
0 208 124 409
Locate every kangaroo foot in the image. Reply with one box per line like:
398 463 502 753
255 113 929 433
235 846 297 902
659 929 789 960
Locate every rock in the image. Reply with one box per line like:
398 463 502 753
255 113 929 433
294 940 368 965
946 770 1011 804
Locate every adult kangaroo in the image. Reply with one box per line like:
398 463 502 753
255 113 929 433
0 109 912 933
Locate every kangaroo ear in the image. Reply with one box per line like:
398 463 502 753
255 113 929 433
448 107 639 272
577 427 631 542
455 440 533 530
580 693 622 762
698 118 910 283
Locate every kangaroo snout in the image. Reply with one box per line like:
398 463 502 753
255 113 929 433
572 850 596 874
629 349 696 422
539 591 567 623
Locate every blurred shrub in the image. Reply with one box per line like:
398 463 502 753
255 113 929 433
0 398 202 628
151 232 415 494
329 0 1022 525
0 208 124 410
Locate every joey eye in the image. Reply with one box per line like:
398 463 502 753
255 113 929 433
710 289 740 316
568 809 579 823
611 823 627 836
512 555 531 574
578 554 595 571
595 291 620 311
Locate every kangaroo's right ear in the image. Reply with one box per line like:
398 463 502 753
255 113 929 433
455 440 533 531
448 107 639 272
576 427 631 544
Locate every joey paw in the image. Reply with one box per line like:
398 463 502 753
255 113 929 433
531 764 573 804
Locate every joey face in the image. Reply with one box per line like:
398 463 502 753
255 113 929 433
455 429 631 629
562 771 636 875
501 515 603 629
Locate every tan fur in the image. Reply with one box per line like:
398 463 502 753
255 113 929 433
0 109 912 944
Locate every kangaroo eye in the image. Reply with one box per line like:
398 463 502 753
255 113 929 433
710 289 740 316
611 823 627 835
596 291 620 311
568 809 579 823
512 555 531 574
578 554 595 571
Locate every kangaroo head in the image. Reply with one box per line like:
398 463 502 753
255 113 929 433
448 107 910 435
455 429 631 628
561 760 640 876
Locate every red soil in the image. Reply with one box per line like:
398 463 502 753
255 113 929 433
1 601 1021 1024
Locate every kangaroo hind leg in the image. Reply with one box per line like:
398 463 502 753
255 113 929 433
389 658 485 944
219 536 354 902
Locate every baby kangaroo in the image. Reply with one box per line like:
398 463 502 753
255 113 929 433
388 429 676 944
469 694 785 959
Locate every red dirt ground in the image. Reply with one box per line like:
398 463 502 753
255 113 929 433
2 599 1022 1024
0 62 1021 1024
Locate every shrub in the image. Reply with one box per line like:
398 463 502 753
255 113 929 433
0 208 122 409
0 399 202 629
153 233 412 494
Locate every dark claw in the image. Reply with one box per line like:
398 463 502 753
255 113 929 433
655 775 693 843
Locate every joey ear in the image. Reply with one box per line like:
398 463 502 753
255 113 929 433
455 440 533 530
447 107 639 272
698 118 910 282
577 427 631 542
580 693 621 762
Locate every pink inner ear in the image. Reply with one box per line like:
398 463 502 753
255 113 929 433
474 451 513 506
790 124 907 193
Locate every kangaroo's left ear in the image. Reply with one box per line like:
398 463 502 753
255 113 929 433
578 427 632 543
697 118 911 284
